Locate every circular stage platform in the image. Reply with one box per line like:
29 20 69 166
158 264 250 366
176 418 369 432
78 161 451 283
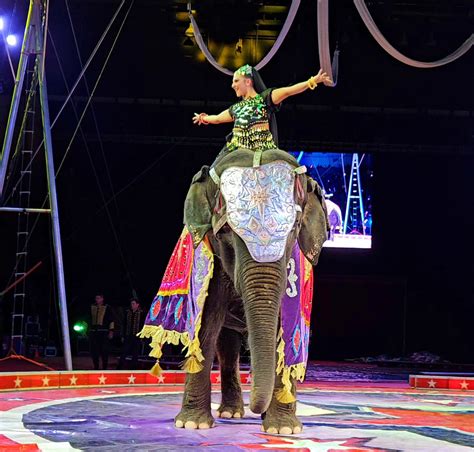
1 379 473 451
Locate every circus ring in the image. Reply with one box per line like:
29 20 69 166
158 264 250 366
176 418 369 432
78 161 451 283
1 366 474 451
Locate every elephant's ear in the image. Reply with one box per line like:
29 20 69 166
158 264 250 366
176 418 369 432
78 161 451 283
184 165 214 248
298 177 329 265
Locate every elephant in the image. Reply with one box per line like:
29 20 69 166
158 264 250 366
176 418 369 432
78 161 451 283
141 148 328 434
324 198 343 240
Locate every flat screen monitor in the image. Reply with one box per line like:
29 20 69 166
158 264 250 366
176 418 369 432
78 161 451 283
289 151 373 249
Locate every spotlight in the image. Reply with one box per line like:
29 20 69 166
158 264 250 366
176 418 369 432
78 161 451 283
6 34 17 46
0 17 4 31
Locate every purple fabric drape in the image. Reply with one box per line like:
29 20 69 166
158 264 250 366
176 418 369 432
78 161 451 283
353 0 473 68
317 0 338 87
188 0 301 75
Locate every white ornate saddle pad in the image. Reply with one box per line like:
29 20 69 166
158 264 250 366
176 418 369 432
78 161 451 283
220 161 297 262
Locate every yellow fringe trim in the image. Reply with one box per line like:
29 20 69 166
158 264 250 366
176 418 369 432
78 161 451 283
138 239 214 377
150 361 162 377
182 355 204 373
275 326 308 403
276 387 296 403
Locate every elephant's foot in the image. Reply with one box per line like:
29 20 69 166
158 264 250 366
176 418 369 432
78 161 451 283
261 405 302 435
217 401 244 419
175 407 214 429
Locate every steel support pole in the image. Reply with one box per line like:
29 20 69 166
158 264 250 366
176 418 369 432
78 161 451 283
34 0 73 370
0 1 35 199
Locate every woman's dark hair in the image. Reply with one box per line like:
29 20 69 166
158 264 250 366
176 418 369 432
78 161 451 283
251 67 279 147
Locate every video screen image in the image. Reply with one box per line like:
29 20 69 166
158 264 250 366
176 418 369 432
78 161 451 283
290 151 373 249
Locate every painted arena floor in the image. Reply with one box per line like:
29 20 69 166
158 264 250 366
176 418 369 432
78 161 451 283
1 364 473 451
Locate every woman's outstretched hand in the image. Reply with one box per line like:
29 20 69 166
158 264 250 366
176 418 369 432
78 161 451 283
192 112 209 125
311 69 333 85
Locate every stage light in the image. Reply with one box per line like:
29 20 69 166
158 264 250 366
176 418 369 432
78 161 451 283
73 320 88 334
6 34 17 46
184 23 194 38
0 17 4 31
235 38 243 54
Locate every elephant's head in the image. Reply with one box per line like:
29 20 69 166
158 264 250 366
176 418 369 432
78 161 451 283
184 149 328 413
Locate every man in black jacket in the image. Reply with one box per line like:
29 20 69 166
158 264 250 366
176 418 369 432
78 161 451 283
117 298 144 369
89 293 114 370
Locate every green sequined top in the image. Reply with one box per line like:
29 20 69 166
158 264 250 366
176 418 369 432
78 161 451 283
227 88 279 152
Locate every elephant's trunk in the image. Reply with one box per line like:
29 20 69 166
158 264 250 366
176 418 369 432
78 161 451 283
237 255 286 414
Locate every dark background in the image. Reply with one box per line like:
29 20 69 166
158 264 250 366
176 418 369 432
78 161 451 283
0 0 473 362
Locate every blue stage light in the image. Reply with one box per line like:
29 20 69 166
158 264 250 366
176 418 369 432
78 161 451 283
6 34 17 46
0 17 4 31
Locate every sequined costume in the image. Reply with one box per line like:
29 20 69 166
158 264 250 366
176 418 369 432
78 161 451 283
212 88 281 166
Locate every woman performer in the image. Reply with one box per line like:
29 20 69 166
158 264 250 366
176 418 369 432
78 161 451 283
139 64 332 433
192 64 332 164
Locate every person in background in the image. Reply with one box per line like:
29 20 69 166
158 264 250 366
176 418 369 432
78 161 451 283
89 293 114 370
117 298 144 370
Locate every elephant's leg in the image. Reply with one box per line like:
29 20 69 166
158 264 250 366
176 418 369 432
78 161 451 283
216 328 244 419
261 374 302 435
175 267 228 430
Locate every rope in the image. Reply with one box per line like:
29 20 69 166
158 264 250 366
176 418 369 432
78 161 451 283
353 0 473 68
64 0 122 230
3 0 126 205
1 30 16 81
63 136 188 243
2 0 133 292
0 0 18 81
52 1 136 292
187 0 301 75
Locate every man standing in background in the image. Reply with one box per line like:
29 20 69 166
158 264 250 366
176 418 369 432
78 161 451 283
89 293 114 370
117 298 144 369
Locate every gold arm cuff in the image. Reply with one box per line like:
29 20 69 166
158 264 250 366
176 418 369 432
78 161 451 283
307 77 317 90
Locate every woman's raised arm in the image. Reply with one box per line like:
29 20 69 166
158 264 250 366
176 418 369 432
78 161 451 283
271 69 332 105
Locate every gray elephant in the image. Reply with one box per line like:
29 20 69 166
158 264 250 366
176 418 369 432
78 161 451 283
140 148 328 434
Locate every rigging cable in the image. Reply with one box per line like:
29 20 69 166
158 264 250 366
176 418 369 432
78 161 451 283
0 0 18 81
53 1 136 292
2 0 133 292
3 0 126 206
64 0 123 229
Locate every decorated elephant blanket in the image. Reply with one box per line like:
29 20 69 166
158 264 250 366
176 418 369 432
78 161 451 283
139 226 313 399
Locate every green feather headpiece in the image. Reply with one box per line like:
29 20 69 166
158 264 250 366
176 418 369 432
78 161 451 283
234 64 253 78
